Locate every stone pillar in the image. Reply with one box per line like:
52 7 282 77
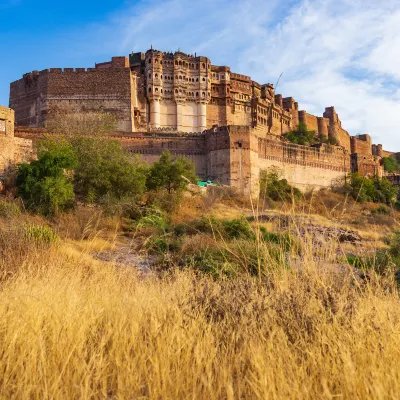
150 99 160 128
176 102 183 132
198 102 207 132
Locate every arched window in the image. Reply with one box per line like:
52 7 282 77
155 73 158 78
196 92 199 97
179 76 182 79
176 75 178 79
160 75 162 79
202 63 205 68
155 59 158 64
196 78 199 82
179 61 182 66
148 87 152 93
175 89 178 93
202 77 206 82
202 92 205 97
148 73 151 78
155 87 158 92
175 60 178 65
161 89 163 93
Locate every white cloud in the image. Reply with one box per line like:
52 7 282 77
69 0 400 149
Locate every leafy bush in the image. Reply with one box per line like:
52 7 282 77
260 226 295 251
185 248 237 279
371 205 390 215
343 173 398 205
16 140 77 215
0 201 21 219
283 122 318 146
382 157 400 173
24 224 59 245
260 167 302 201
71 137 147 203
222 217 254 240
146 150 197 194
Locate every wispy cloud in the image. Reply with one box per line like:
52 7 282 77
11 0 400 149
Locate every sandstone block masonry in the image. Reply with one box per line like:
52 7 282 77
9 48 362 150
9 47 392 194
0 106 33 180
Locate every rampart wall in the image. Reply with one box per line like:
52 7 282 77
0 106 33 177
10 65 136 132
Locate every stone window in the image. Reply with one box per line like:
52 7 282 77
202 63 205 68
148 87 152 93
175 60 178 65
175 89 178 93
202 77 205 82
155 74 158 78
155 88 159 92
202 92 205 97
0 120 5 134
196 78 199 82
196 92 199 97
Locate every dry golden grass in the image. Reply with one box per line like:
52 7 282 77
1 195 400 399
1 254 400 399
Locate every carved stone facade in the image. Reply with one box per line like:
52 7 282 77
9 48 392 194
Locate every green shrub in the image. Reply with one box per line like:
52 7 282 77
185 248 237 279
260 227 295 252
343 173 398 205
71 137 147 203
382 157 400 173
146 150 197 194
0 202 21 219
222 217 254 240
136 208 169 232
260 167 302 201
16 140 77 215
24 225 59 245
371 205 390 215
283 122 318 146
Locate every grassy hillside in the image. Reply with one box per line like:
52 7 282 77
0 191 400 399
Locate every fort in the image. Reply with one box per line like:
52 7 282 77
0 106 33 187
7 48 398 193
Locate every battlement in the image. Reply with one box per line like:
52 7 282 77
230 72 251 82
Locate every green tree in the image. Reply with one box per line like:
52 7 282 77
71 137 147 203
16 140 77 215
283 122 318 146
146 150 197 194
382 157 400 173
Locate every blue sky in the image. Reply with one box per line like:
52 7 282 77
2 0 400 149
